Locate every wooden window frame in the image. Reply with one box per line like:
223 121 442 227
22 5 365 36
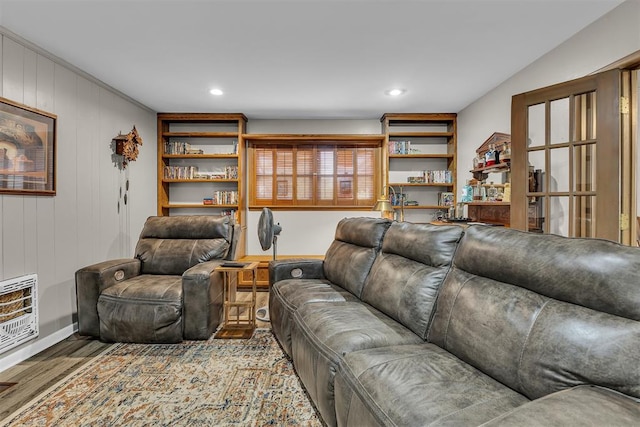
246 135 383 210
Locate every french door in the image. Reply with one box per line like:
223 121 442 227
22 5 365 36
511 69 633 243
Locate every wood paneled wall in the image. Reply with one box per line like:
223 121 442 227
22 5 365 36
0 32 156 359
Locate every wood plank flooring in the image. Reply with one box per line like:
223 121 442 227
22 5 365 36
0 292 269 419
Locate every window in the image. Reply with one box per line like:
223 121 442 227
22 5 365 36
249 141 380 208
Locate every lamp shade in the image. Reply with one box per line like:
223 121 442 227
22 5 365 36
372 197 393 212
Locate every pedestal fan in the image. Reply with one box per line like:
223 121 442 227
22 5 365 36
258 207 282 259
256 208 282 322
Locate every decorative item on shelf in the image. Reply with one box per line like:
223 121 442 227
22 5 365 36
473 180 486 201
471 132 511 181
500 142 511 164
407 176 425 184
503 182 511 203
372 185 404 221
461 180 474 203
487 182 499 201
438 192 455 207
113 126 143 169
484 144 496 167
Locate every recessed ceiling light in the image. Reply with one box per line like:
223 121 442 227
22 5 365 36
209 88 224 96
386 89 406 96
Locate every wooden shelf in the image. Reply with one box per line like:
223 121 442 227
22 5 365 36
162 203 239 209
466 201 511 206
393 205 448 210
162 131 239 138
162 154 237 159
390 182 454 187
382 113 457 221
389 154 454 159
470 163 510 174
162 179 238 183
388 131 454 138
158 113 247 257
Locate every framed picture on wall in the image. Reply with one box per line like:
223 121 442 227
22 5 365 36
0 97 56 196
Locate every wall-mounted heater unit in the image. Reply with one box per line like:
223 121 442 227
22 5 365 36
0 274 38 354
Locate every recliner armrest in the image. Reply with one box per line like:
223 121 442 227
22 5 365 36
269 259 325 285
76 258 141 337
480 385 640 426
182 260 225 340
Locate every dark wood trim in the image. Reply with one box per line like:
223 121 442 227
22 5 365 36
244 134 384 142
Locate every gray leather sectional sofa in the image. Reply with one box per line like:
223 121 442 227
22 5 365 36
269 217 640 426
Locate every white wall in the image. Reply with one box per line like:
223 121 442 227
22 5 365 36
0 30 156 369
457 0 640 189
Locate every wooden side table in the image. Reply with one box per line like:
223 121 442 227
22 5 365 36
214 261 259 339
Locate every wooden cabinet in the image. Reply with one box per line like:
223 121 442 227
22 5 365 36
381 113 457 223
466 133 512 226
157 113 247 226
467 202 510 226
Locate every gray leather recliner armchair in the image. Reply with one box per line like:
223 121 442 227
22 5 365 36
75 215 241 343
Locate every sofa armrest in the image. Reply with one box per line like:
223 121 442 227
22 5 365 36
481 385 640 426
269 259 325 285
182 260 225 340
75 258 141 337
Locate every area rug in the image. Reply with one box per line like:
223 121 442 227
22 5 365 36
1 329 323 426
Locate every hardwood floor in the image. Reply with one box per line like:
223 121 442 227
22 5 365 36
0 291 269 419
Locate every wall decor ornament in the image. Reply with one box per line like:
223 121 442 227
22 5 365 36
0 96 57 196
112 126 143 168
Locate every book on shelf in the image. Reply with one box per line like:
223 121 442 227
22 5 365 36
164 165 198 179
424 170 453 184
389 140 411 155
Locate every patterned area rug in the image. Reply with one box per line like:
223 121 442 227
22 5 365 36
1 329 323 426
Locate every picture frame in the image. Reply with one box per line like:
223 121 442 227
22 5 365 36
439 192 455 206
0 96 57 196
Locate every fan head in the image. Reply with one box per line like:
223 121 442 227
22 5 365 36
257 207 282 251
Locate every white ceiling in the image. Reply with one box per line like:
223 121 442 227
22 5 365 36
0 0 626 119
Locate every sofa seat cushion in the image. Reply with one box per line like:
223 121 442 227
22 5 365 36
335 343 529 427
291 301 423 426
480 385 640 427
97 274 183 343
270 279 358 357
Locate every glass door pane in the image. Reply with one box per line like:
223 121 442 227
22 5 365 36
549 196 569 236
511 69 622 241
574 196 596 238
550 98 570 145
528 103 545 147
549 147 569 193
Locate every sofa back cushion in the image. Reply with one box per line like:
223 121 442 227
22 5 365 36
135 215 232 275
360 222 463 339
429 225 640 400
323 217 392 298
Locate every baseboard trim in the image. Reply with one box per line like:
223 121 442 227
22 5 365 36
0 323 77 373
